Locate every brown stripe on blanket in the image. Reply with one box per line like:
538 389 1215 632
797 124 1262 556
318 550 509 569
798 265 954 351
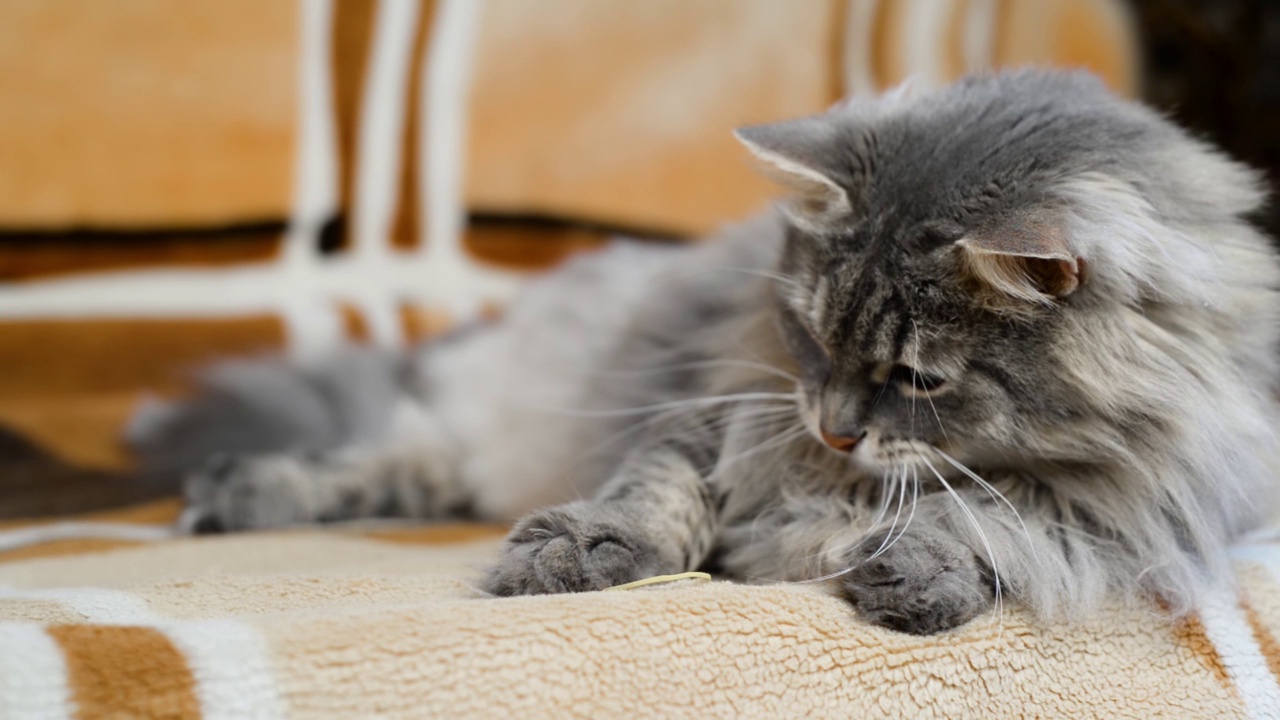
1241 597 1280 685
331 0 378 251
0 498 181 563
0 539 146 565
390 1 435 250
1172 614 1234 689
48 625 201 720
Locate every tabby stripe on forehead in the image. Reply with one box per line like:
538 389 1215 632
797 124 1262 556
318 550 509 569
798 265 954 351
330 0 378 251
888 312 913 361
858 292 898 350
47 625 201 720
839 271 885 346
390 1 434 249
854 286 909 357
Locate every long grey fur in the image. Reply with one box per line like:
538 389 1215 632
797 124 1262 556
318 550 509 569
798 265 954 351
133 70 1280 635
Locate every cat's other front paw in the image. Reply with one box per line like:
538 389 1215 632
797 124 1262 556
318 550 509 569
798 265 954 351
483 503 662 596
840 527 994 635
180 453 315 534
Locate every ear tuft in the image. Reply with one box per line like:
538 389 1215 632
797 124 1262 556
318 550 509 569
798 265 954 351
734 120 850 233
957 212 1084 303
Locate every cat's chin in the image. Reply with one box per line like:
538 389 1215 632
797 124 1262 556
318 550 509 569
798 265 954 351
849 454 921 479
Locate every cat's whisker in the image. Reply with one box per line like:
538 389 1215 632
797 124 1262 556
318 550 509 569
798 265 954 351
868 374 892 416
922 457 1005 628
728 322 803 382
576 396 784 447
632 406 796 455
669 413 804 472
744 495 786 550
933 448 1040 563
699 403 799 433
534 391 797 418
565 396 798 476
741 496 865 586
779 565 858 585
716 266 805 292
713 424 809 474
563 397 796 466
868 469 895 532
877 462 921 559
867 464 908 561
587 358 800 384
911 319 952 447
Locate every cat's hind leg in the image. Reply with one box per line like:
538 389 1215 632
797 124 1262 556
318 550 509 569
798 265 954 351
180 401 466 533
129 347 470 532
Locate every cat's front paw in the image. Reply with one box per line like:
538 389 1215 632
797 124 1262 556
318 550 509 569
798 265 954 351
483 503 661 596
840 527 993 635
180 453 315 534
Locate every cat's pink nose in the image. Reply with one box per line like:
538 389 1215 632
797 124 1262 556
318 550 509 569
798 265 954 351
820 428 864 453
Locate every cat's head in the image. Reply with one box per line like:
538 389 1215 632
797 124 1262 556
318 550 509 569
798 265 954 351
737 70 1277 478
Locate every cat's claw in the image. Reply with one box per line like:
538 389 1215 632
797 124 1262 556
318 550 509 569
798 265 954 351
483 503 661 595
840 527 994 635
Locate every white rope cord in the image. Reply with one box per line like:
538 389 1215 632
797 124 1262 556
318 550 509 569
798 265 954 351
0 522 178 554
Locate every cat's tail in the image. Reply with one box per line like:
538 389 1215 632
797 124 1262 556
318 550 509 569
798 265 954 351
128 347 410 487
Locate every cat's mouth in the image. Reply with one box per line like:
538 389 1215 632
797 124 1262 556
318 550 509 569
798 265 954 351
808 423 946 479
795 391 953 477
848 432 933 475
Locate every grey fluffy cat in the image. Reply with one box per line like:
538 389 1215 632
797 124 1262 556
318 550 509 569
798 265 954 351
134 70 1280 635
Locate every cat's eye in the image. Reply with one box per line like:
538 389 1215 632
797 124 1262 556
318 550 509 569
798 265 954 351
879 363 947 395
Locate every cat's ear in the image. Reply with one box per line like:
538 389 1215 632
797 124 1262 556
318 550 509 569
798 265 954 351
957 212 1085 303
734 118 850 233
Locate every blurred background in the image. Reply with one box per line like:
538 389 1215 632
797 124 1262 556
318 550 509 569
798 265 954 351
0 0 1276 520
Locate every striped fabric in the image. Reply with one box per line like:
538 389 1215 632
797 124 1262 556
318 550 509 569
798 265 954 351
1 509 1279 719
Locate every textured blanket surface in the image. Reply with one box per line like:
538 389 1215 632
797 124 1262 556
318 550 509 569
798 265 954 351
2 508 1280 719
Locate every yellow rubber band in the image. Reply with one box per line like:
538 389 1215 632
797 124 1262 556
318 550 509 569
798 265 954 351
605 571 712 592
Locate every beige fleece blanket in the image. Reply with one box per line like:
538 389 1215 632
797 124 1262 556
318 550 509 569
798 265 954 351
2 511 1280 719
